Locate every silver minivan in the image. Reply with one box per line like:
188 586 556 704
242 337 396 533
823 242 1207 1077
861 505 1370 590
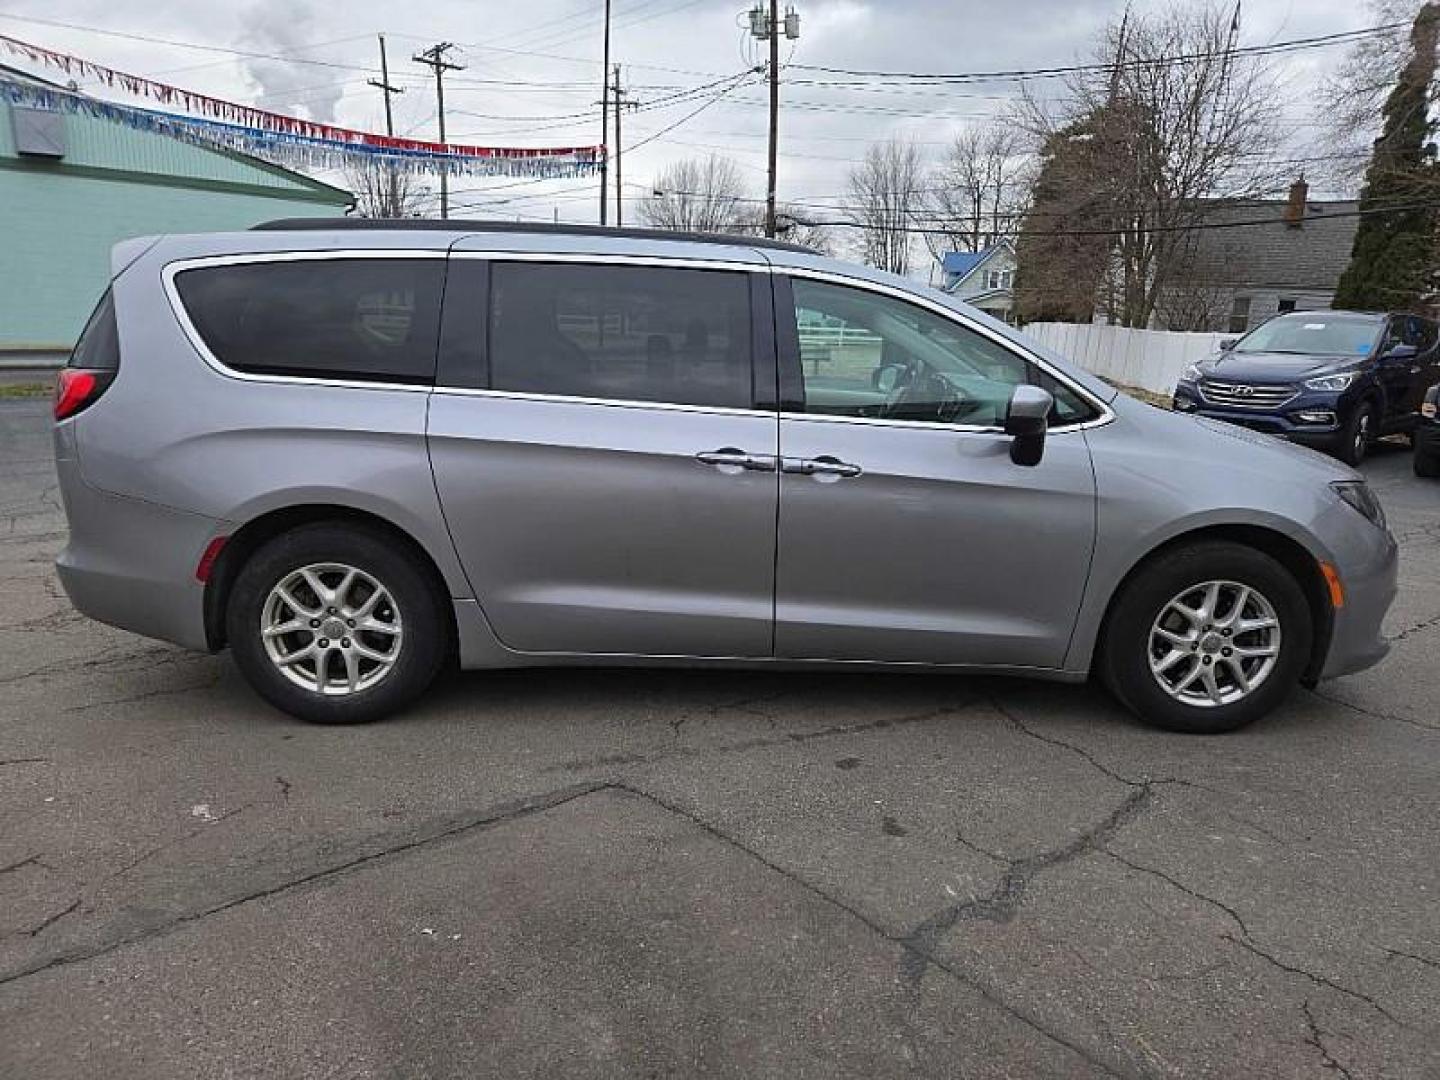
53 221 1398 733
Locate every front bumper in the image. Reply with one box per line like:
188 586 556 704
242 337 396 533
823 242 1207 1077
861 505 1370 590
1172 383 1347 448
1314 502 1398 680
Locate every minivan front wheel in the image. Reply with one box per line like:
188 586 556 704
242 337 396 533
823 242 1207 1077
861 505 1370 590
1102 541 1312 734
227 524 447 724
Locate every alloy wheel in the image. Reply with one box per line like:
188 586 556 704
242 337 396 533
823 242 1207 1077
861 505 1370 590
1147 580 1281 708
260 562 403 696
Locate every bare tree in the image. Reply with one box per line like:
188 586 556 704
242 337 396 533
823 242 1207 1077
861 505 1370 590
1019 1 1282 327
848 138 923 274
773 204 835 254
921 123 1027 260
346 160 429 218
638 156 752 232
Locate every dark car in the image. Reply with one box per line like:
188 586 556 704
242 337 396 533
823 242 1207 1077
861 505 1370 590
1415 382 1440 477
1173 310 1440 465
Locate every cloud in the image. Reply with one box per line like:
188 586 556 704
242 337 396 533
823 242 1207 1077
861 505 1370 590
238 0 345 123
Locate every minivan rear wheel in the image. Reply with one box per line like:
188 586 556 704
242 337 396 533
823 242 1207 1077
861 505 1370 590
1101 541 1312 734
227 524 447 724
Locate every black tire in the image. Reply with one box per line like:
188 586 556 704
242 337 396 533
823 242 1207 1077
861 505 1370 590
1336 402 1375 466
1416 447 1440 478
226 523 448 724
1101 541 1313 734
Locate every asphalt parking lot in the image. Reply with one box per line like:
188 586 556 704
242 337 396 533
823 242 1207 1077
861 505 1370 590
1 395 1438 1079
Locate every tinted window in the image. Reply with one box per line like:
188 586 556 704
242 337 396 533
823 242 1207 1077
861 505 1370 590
489 263 753 409
175 259 444 383
70 289 119 371
791 278 1094 427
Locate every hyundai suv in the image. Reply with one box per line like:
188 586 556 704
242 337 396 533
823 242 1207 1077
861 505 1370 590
53 221 1397 734
1172 310 1440 465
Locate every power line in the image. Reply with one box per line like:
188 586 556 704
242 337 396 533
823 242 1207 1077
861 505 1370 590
623 71 765 156
787 201 1440 239
789 22 1404 83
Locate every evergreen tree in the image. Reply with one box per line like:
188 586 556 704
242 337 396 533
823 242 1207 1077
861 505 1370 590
1333 3 1439 312
1013 116 1115 324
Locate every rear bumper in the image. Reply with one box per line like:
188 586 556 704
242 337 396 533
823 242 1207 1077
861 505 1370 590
54 451 220 652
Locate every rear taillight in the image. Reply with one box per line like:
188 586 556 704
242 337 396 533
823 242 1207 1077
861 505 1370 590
53 368 114 421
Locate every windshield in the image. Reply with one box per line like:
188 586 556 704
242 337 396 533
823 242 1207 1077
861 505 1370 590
1233 314 1382 357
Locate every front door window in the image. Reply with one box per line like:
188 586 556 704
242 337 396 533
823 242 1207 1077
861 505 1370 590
791 278 1093 427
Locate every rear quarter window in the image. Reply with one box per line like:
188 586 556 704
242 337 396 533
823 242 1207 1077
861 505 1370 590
173 258 444 384
70 289 120 371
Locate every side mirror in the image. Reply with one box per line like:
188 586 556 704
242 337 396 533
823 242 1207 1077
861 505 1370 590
1004 384 1053 467
1383 343 1418 361
1218 338 1238 351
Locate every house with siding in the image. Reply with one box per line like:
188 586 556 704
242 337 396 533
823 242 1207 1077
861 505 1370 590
0 65 352 365
1155 181 1359 334
938 241 1017 323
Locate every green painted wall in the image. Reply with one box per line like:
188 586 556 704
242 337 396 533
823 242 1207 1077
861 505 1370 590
0 102 352 356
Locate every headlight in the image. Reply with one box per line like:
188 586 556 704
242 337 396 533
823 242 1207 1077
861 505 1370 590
1332 480 1387 530
1180 363 1203 383
1305 372 1356 392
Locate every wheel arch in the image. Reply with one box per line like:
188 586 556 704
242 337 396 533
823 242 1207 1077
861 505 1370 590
1087 523 1334 686
203 504 457 653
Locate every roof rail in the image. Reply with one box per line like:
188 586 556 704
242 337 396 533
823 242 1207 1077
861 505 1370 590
252 217 818 254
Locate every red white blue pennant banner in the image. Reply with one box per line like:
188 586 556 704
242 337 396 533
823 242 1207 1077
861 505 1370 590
0 34 603 178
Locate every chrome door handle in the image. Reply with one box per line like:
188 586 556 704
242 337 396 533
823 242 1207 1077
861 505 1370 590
781 455 862 478
696 448 777 472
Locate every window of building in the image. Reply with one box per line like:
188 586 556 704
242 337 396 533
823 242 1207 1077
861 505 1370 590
174 259 444 383
1228 296 1252 335
791 278 1094 427
1277 298 1297 314
986 267 1014 291
489 262 752 409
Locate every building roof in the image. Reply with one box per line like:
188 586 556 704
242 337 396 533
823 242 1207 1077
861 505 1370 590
940 240 1015 283
0 64 350 205
942 250 988 277
1174 198 1359 292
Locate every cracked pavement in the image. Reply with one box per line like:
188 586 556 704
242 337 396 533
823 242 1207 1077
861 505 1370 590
1 398 1438 1078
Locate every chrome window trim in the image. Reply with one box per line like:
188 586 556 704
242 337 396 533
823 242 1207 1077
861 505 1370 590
160 250 448 393
160 247 1114 431
429 385 770 419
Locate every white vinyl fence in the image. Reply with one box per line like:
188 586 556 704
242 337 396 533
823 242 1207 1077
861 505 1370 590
1020 322 1228 396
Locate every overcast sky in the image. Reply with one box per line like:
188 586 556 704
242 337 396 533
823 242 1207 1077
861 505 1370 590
0 0 1380 228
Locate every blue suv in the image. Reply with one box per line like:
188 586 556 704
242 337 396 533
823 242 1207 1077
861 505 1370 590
1173 310 1440 465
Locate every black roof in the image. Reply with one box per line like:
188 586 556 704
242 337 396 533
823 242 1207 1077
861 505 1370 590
253 218 818 255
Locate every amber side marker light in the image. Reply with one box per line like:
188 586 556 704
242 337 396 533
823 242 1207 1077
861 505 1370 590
1319 561 1346 609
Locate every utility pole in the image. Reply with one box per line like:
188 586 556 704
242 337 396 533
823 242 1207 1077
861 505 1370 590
368 35 405 218
599 0 612 225
611 65 638 227
369 34 404 136
749 3 799 238
413 42 464 219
